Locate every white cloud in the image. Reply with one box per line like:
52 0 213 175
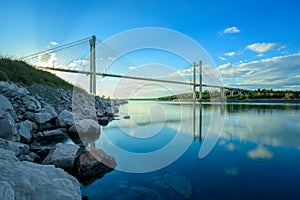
246 42 277 53
218 53 300 89
68 59 89 69
223 26 240 34
128 66 136 70
224 51 237 57
50 41 58 46
218 63 231 70
257 53 264 57
219 56 226 61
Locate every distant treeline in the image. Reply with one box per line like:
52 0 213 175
157 89 300 101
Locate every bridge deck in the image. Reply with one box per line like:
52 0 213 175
36 66 251 92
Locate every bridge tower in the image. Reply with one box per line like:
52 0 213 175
89 35 96 94
193 61 203 101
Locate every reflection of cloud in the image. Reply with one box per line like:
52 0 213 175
225 143 236 151
219 104 300 151
247 146 273 159
224 166 239 176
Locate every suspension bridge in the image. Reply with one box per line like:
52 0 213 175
21 35 250 100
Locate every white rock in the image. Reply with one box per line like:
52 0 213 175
0 149 81 200
16 120 33 143
56 109 74 127
42 143 80 170
69 119 100 141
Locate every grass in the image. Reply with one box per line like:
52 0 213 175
0 57 73 89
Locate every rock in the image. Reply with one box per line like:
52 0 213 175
24 104 57 124
44 103 58 118
56 109 74 127
0 82 44 120
0 112 19 142
0 138 30 156
0 94 17 120
29 142 51 162
31 112 52 124
152 172 192 199
28 84 73 113
76 147 116 180
123 115 130 119
69 119 100 142
98 116 109 126
96 109 105 117
0 81 30 96
0 148 20 163
38 122 56 131
111 185 164 200
0 181 14 200
0 149 82 200
42 143 80 170
16 120 33 143
37 129 68 144
72 90 97 121
27 102 38 111
0 95 19 142
18 152 40 163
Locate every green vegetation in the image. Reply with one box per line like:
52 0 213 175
0 57 73 89
157 89 300 101
226 89 300 100
157 91 208 101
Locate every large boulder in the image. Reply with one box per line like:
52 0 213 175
69 119 101 142
0 95 19 142
76 147 116 180
0 148 82 200
0 138 29 156
42 143 80 170
56 109 74 128
16 120 33 143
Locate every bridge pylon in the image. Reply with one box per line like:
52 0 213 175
193 61 203 102
89 35 96 94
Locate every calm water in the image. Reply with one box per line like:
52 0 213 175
81 101 300 200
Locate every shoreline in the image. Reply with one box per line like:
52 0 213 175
154 99 300 104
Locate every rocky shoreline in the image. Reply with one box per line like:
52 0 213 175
0 81 127 199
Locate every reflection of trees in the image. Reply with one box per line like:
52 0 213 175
226 103 300 113
109 102 300 150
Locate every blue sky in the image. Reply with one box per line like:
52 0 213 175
0 0 300 94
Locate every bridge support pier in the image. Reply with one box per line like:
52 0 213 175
193 62 196 101
230 90 234 97
89 35 96 94
220 87 225 99
199 60 202 101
